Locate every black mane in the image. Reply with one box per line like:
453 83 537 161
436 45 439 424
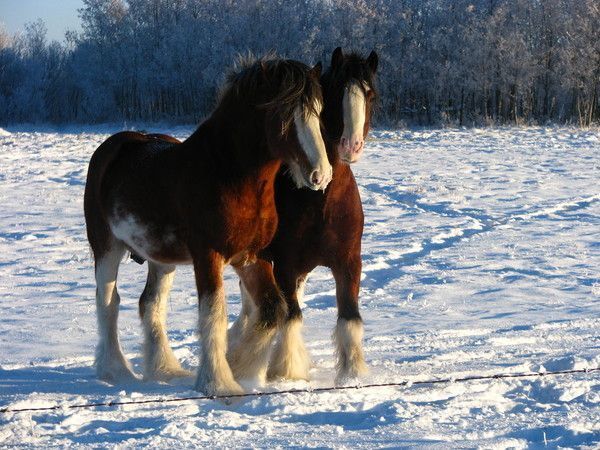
319 50 379 146
220 55 322 134
321 51 378 98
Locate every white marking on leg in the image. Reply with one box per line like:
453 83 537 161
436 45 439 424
227 280 255 349
296 274 309 308
267 317 311 381
95 244 137 382
195 288 243 395
227 306 277 383
141 263 192 381
290 100 332 190
333 318 368 384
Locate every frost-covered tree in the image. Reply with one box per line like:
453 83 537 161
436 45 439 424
0 0 598 125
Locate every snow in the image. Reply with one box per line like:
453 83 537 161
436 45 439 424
0 126 599 448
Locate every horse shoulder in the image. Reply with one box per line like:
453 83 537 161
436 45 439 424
324 164 363 221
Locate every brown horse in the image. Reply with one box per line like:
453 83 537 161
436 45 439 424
228 48 378 384
84 57 332 395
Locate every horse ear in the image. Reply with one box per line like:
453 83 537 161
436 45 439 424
367 50 379 73
310 61 322 78
331 47 344 68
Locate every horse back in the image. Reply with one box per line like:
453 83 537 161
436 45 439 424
84 131 180 259
85 129 282 265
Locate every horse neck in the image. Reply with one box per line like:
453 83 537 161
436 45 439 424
321 93 344 168
324 137 342 168
182 108 276 178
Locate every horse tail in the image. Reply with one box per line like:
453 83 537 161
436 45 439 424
84 132 144 261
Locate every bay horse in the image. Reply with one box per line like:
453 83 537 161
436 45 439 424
228 48 378 384
84 57 332 396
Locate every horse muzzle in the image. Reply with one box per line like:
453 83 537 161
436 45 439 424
306 164 332 191
338 135 364 164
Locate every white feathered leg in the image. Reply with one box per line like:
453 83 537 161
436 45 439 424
141 262 192 381
295 274 309 308
267 317 311 381
94 243 137 382
227 280 255 351
333 318 368 384
228 262 287 382
195 286 243 396
227 307 277 383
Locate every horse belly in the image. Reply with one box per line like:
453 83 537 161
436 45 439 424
109 214 191 264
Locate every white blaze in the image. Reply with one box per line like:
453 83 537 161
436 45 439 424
292 100 332 190
342 82 368 149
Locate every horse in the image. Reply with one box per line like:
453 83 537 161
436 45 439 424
83 56 332 396
228 48 378 384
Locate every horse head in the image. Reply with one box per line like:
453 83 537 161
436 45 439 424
259 59 332 190
321 47 379 164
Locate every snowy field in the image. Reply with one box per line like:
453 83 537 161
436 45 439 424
0 126 599 448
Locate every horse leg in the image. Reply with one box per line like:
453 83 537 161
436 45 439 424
295 273 309 307
267 270 311 381
227 279 255 351
331 256 367 384
94 242 137 382
228 260 287 382
193 250 243 395
140 262 192 381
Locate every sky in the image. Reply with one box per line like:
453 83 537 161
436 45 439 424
0 0 83 42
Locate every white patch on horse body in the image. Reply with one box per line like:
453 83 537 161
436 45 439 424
109 211 187 264
109 213 155 260
291 100 332 190
333 318 368 384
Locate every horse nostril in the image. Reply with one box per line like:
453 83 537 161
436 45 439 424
340 137 349 148
311 170 323 186
354 140 364 153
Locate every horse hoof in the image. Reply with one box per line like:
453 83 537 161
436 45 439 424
170 367 194 378
335 364 368 386
194 379 245 398
144 367 194 382
267 366 310 382
97 365 139 384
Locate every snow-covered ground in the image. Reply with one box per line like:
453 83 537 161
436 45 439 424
0 126 598 448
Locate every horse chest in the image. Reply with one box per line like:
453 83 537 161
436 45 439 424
221 184 278 256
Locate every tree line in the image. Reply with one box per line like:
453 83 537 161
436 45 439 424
0 0 598 126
